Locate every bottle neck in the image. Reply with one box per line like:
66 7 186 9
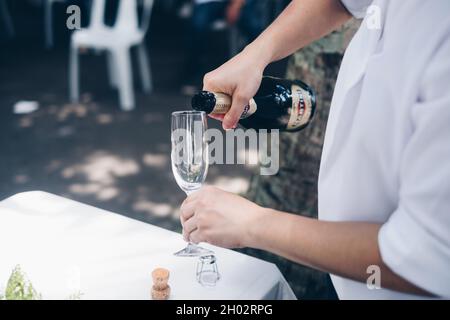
208 92 257 119
211 92 232 114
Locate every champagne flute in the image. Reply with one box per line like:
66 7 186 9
171 111 213 257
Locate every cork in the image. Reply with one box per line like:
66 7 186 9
152 268 169 285
151 285 171 300
151 267 170 300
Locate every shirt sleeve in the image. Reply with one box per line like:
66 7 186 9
378 34 450 298
339 0 373 19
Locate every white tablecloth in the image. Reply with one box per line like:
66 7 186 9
0 191 296 300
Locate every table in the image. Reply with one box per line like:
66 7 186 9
0 191 296 300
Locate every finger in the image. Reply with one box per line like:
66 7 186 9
183 225 197 241
179 200 197 224
179 209 185 225
187 188 202 199
223 92 248 129
182 189 202 207
179 203 187 225
208 114 225 121
183 215 198 237
202 72 220 93
189 230 204 244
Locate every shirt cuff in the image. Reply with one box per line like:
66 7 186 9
340 0 371 19
378 207 450 298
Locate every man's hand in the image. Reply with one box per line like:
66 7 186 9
202 0 351 129
179 186 263 248
203 45 266 129
179 188 430 296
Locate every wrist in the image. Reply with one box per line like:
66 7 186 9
243 206 274 249
243 41 273 72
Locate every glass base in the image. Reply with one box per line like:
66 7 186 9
174 243 214 257
197 270 221 287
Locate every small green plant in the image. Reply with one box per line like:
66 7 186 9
2 265 42 300
1 265 85 300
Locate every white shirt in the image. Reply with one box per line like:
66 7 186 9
319 0 450 299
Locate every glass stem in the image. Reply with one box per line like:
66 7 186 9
186 242 197 253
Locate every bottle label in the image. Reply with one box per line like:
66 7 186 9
241 99 257 119
287 84 313 130
212 93 257 119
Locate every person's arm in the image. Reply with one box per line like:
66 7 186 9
250 0 351 63
203 0 352 129
180 186 432 296
248 208 432 296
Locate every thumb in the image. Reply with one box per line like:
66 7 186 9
223 92 248 130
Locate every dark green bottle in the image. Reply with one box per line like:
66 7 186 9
191 76 316 132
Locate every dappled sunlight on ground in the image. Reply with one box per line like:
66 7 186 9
14 174 30 185
62 151 140 183
96 113 114 125
142 153 169 168
69 183 119 201
19 116 34 128
132 200 176 219
56 103 89 121
63 151 140 201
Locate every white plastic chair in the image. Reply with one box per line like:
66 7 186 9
69 0 154 111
